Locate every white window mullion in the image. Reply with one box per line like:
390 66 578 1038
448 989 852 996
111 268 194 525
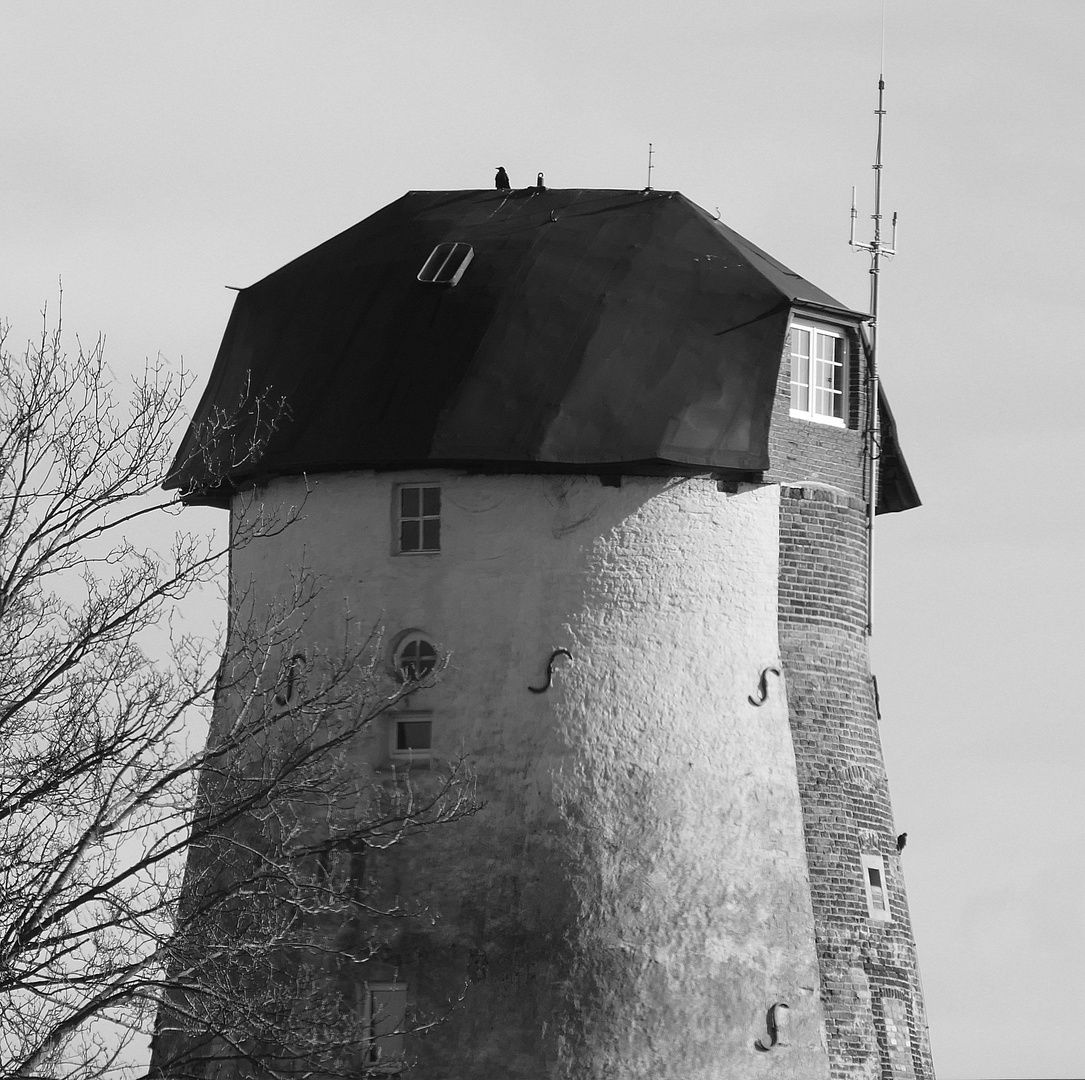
790 326 811 415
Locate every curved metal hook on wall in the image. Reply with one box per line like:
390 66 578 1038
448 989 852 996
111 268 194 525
748 666 781 707
274 653 307 708
528 648 573 693
755 1001 790 1051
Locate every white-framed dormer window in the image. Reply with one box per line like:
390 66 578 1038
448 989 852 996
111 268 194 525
790 320 846 426
861 853 892 922
395 484 440 554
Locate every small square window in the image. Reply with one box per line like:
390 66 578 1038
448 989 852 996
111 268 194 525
790 320 847 426
363 982 408 1064
396 718 432 752
387 710 433 766
861 853 892 922
396 484 440 554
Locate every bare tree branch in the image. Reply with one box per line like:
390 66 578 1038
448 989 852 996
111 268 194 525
0 310 478 1080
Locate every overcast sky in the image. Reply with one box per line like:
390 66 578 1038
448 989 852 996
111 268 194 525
3 3 1083 1077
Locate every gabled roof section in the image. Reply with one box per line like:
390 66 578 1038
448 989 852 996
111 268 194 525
168 188 915 512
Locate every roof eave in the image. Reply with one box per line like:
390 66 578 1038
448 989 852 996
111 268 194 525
791 298 871 324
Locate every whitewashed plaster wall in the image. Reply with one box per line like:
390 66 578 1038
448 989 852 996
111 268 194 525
226 471 830 1080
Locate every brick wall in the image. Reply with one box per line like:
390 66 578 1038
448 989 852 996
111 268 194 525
777 485 934 1080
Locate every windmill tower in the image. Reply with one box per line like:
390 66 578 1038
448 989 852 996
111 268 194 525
158 185 932 1080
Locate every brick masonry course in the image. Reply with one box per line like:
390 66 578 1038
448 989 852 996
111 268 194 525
778 484 934 1080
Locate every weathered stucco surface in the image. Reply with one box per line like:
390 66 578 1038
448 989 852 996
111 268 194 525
229 472 831 1079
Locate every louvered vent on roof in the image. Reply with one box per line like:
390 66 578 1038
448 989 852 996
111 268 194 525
417 242 474 285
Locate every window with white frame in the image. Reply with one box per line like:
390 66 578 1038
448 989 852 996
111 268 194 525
362 982 408 1064
389 709 433 765
861 853 892 922
790 320 846 425
396 484 441 554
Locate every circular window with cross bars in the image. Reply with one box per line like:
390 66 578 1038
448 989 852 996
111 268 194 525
391 631 438 684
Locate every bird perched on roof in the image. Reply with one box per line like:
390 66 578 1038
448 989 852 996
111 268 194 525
896 832 908 853
495 167 510 191
536 172 546 191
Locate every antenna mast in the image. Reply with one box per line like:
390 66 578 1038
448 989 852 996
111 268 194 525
646 143 654 190
849 75 897 635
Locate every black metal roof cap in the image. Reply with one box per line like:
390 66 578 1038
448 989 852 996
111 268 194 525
168 188 917 513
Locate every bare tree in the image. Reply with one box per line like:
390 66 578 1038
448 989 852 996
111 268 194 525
0 311 476 1080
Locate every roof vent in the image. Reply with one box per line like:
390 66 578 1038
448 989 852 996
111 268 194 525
417 242 474 286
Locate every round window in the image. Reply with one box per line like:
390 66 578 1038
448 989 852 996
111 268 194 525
392 632 438 683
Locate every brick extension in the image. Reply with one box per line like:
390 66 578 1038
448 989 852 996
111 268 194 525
767 321 934 1080
777 485 934 1079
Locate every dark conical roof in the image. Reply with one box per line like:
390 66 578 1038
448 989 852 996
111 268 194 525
169 188 915 510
